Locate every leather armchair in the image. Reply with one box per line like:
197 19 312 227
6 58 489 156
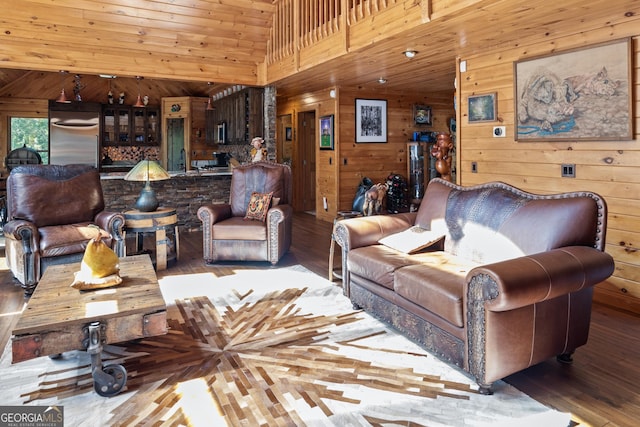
197 161 293 265
4 164 125 295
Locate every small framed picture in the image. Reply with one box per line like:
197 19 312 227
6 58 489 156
413 104 432 126
319 115 334 150
355 99 387 143
285 127 292 141
468 93 497 123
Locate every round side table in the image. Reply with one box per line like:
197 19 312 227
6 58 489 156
124 207 179 271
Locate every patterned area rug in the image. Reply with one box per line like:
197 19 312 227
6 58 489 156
0 265 570 426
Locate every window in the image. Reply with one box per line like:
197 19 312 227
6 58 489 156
10 117 49 164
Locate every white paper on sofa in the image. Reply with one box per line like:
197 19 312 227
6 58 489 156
378 226 444 254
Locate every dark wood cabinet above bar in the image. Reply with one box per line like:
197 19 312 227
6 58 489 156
210 87 264 144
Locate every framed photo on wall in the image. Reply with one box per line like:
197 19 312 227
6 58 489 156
413 104 432 126
468 93 497 123
515 38 632 141
319 115 334 150
355 99 387 143
285 126 292 141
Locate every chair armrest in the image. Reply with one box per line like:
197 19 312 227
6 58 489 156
333 213 416 251
94 211 125 237
266 204 293 264
94 211 126 257
197 203 232 228
3 219 38 245
466 246 615 312
266 204 292 223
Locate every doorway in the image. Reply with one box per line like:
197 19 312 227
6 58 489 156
166 118 185 172
297 111 316 213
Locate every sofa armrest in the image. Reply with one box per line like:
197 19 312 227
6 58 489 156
333 212 416 251
466 246 615 312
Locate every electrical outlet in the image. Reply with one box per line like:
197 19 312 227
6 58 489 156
471 162 478 173
493 126 506 138
561 164 576 178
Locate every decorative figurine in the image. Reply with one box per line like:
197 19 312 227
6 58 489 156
118 92 125 105
430 133 453 182
107 90 114 104
250 137 267 162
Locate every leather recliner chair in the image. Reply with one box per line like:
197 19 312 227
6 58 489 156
197 161 293 265
4 164 125 295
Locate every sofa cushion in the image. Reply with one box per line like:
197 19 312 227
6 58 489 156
213 216 267 240
394 254 478 327
347 245 415 290
39 223 110 258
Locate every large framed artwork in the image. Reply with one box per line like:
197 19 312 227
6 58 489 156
355 99 387 143
515 38 632 141
319 115 334 150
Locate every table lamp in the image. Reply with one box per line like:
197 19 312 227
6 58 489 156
124 159 170 212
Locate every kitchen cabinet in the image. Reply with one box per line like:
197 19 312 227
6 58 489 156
102 105 159 147
132 107 159 145
211 87 264 144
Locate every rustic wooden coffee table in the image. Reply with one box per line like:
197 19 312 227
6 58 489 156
11 254 167 397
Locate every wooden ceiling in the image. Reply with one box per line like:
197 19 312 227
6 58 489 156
0 0 638 102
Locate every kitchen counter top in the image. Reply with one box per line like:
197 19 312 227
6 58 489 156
100 168 232 180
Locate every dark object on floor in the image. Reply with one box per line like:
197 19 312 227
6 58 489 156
385 173 409 213
352 176 373 214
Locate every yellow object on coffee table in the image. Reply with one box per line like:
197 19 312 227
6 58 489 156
71 234 122 290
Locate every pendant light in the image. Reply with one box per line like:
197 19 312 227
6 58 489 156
55 70 71 103
134 76 145 107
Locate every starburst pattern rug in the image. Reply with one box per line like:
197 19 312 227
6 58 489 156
0 265 570 426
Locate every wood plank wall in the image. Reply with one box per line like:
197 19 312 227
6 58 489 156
277 88 454 222
458 30 640 312
335 88 453 215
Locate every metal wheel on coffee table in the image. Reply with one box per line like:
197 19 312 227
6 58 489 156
93 364 127 397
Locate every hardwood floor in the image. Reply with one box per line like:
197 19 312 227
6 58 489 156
1 212 638 426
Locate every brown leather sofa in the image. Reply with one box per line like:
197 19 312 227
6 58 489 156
4 164 125 295
333 178 615 394
197 161 293 265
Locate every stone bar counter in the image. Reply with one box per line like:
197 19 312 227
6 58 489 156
101 169 232 231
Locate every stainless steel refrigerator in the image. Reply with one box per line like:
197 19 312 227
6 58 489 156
49 102 100 167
